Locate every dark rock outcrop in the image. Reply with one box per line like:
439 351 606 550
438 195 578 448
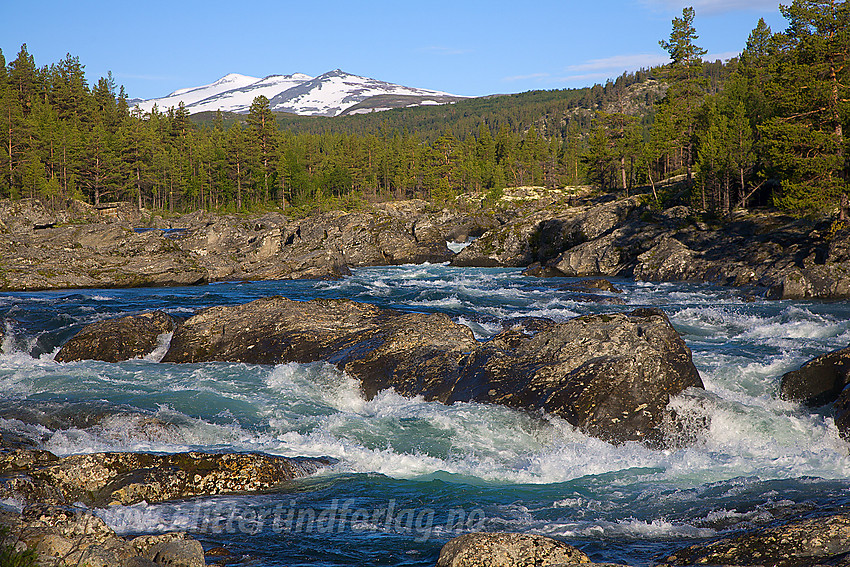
457 307 704 445
781 344 850 439
0 447 332 507
54 311 175 363
436 532 590 567
161 297 480 403
452 196 642 269
664 513 850 567
0 504 206 567
157 298 703 445
781 345 850 408
451 192 850 300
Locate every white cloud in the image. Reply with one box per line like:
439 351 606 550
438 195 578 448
502 49 736 89
640 0 781 15
503 72 551 82
418 46 472 56
566 53 671 73
704 50 742 61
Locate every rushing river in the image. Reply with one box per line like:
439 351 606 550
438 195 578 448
2 264 850 566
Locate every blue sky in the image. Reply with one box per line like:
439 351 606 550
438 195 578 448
3 0 788 100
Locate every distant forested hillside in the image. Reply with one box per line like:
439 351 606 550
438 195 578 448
0 0 847 218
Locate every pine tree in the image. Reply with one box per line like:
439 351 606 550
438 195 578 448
246 95 278 204
8 44 39 117
659 7 709 186
226 123 248 211
49 53 90 122
761 0 849 214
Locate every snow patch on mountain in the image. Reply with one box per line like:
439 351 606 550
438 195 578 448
133 69 466 117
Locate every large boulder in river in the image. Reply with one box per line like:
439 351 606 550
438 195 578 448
160 298 703 445
454 308 704 445
55 311 175 363
161 297 480 403
436 532 590 567
780 345 850 407
780 344 850 440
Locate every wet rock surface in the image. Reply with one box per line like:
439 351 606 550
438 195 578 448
664 513 850 567
54 310 176 363
436 532 591 567
0 447 333 507
781 344 850 439
781 345 850 407
0 504 206 567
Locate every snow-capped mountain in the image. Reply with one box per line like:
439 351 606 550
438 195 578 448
132 70 466 117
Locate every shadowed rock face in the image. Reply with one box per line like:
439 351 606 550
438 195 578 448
781 345 850 439
54 311 175 363
781 345 850 407
155 298 703 445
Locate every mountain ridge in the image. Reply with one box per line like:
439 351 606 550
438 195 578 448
131 69 468 117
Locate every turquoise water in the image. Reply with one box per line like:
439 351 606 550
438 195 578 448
2 265 850 566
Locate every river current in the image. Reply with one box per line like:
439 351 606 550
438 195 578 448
1 264 850 566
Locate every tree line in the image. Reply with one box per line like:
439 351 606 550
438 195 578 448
584 0 849 217
0 0 847 217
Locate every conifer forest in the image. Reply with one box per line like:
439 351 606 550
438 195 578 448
0 0 847 218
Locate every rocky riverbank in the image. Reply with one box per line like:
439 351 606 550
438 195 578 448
0 437 333 566
452 193 850 300
0 198 498 291
2 190 848 299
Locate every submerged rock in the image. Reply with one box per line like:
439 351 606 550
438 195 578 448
664 513 850 567
436 532 590 567
54 310 175 363
157 298 703 445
